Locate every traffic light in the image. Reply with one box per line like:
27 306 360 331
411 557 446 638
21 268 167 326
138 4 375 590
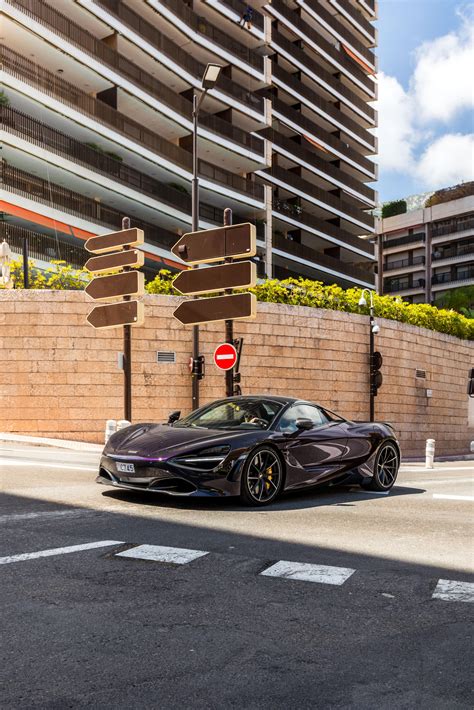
191 356 205 380
370 351 383 397
468 368 474 397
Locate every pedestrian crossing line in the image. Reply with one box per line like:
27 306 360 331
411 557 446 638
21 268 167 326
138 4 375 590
260 560 355 586
0 540 124 565
432 579 474 603
432 494 474 502
115 544 209 565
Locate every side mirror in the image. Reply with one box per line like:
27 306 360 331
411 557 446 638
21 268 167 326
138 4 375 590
168 410 181 424
295 418 313 431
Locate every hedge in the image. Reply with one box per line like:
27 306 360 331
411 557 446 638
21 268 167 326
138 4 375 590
146 270 474 341
381 200 407 219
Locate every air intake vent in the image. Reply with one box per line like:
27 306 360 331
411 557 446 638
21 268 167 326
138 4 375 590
157 351 176 364
415 369 427 379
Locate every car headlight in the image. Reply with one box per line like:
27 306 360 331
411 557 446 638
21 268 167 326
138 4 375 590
171 446 231 471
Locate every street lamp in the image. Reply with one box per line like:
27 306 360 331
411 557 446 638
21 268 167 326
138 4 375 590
358 288 381 422
191 62 222 410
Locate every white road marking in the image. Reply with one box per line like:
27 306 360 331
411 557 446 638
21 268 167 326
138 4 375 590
0 459 97 471
400 467 474 473
432 494 474 502
432 579 474 603
260 560 355 585
402 478 474 485
115 544 209 565
0 510 96 524
0 540 123 565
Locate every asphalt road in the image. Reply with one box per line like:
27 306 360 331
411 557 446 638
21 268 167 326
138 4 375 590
1 444 473 709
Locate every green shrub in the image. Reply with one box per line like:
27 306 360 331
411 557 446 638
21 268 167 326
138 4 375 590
145 271 474 340
0 91 10 107
381 200 407 219
3 259 91 290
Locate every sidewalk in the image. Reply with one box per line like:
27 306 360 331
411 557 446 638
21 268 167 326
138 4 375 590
0 433 103 453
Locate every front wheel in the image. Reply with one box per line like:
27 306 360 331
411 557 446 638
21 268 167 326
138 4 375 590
362 442 399 491
240 446 284 506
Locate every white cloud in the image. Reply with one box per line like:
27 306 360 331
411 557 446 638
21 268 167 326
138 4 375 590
411 7 474 123
375 72 417 171
415 133 474 188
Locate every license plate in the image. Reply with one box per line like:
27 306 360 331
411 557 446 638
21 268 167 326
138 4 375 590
117 462 135 474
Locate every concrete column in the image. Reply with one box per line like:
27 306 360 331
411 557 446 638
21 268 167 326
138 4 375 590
264 183 273 278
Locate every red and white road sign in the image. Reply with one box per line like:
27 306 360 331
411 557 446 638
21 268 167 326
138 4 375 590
213 343 237 371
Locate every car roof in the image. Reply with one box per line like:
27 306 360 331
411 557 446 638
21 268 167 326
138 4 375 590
223 395 313 406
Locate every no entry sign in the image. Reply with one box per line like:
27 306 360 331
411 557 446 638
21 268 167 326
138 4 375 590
213 343 237 371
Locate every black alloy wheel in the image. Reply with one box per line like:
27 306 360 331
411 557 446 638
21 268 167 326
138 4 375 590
241 446 284 506
364 442 399 491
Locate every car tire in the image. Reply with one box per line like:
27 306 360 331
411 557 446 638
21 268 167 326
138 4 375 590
362 442 399 491
240 446 284 507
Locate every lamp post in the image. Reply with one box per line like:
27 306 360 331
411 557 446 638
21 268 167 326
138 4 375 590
191 62 222 410
358 288 380 422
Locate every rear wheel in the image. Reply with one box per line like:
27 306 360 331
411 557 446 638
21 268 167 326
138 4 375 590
362 442 399 491
240 446 284 506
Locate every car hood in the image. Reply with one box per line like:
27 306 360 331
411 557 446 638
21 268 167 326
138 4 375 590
106 423 247 459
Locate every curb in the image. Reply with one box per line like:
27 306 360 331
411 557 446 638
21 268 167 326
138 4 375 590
0 433 103 453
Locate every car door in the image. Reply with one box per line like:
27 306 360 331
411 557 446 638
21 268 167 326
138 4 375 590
274 404 348 489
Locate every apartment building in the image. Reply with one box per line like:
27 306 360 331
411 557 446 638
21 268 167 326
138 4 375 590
377 183 474 304
1 0 377 288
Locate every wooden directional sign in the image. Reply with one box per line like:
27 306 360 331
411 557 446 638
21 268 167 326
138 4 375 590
85 249 144 274
85 271 144 301
173 261 256 296
87 300 144 329
173 293 256 326
172 223 256 265
85 228 144 254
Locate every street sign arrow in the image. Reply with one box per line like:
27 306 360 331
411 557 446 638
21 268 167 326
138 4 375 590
85 249 144 274
87 300 144 329
85 228 144 254
173 261 256 295
171 223 256 265
85 271 144 301
173 293 256 326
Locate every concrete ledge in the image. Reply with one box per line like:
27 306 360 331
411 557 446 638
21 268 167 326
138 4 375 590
0 433 103 453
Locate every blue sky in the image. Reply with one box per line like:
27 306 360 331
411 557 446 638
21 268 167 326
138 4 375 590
376 0 474 202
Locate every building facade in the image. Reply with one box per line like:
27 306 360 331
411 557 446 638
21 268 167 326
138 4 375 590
377 184 474 304
1 0 377 289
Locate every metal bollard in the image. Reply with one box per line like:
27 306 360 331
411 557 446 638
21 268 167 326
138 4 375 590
425 438 435 469
117 419 131 431
105 419 117 444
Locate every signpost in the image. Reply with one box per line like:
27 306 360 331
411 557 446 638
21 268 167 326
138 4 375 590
172 214 257 399
85 220 145 421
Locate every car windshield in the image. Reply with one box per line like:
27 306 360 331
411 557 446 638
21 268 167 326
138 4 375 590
174 399 283 430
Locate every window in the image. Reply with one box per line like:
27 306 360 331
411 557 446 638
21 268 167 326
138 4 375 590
175 399 282 430
277 404 328 433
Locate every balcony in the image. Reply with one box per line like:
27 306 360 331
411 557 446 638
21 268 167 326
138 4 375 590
1 47 264 203
0 222 87 270
259 128 375 204
210 0 265 31
272 63 376 152
148 0 263 73
271 29 375 124
270 97 376 178
432 243 474 261
431 216 474 238
10 0 263 158
384 255 425 271
432 268 474 286
264 165 374 231
273 199 374 257
328 0 376 46
93 0 264 115
273 233 375 286
384 277 426 294
383 233 425 249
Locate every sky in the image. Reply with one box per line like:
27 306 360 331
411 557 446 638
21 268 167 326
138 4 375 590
375 0 474 202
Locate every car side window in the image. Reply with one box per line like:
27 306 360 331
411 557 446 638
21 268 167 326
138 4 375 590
277 404 328 433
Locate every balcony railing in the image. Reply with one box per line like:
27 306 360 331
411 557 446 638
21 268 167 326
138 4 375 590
273 233 375 284
384 278 426 293
383 233 425 248
273 199 374 256
270 97 374 177
1 46 264 202
331 0 376 44
271 29 375 123
156 0 263 72
266 164 373 229
432 242 474 260
259 128 375 203
432 268 474 285
11 0 262 155
272 63 375 150
431 216 474 238
384 255 425 271
95 0 264 113
0 222 87 270
209 0 265 31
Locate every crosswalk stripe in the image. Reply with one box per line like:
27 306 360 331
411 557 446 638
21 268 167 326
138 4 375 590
115 544 208 565
260 560 355 585
433 494 474 501
432 579 474 603
0 540 123 565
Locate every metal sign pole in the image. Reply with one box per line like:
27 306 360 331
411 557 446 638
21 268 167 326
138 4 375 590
122 216 132 422
191 92 200 410
223 208 234 397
